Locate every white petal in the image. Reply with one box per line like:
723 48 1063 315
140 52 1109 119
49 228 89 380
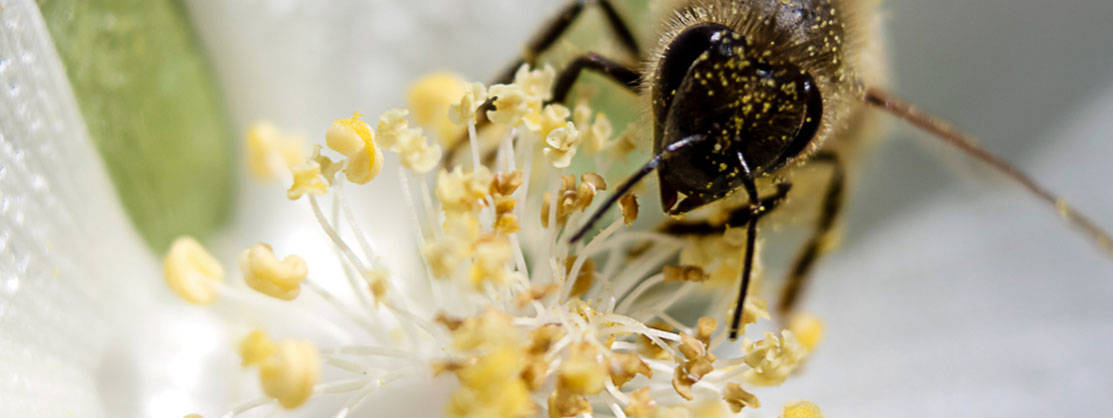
773 79 1113 416
1 1 165 415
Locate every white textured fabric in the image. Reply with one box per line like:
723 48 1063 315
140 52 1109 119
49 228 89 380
0 1 156 416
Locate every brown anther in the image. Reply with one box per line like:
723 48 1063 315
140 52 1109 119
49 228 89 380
581 172 607 191
619 193 639 225
637 334 671 361
516 283 559 307
671 366 696 401
696 317 718 347
684 356 714 380
434 313 465 331
493 195 517 215
722 382 761 413
564 257 595 298
663 265 707 283
548 387 590 418
574 181 598 209
430 357 476 377
559 174 576 193
520 358 549 390
541 192 554 228
528 324 563 356
608 352 652 387
495 213 521 234
490 170 523 196
678 334 706 360
672 333 717 400
625 387 656 417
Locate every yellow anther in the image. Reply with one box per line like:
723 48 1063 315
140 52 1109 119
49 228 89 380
325 111 373 157
511 64 555 102
781 400 824 418
542 121 580 168
424 238 469 279
625 387 656 418
787 313 825 352
366 267 389 303
344 143 384 184
163 236 224 305
259 339 321 409
743 331 807 386
559 343 606 395
397 133 441 173
373 108 441 173
436 166 493 213
287 160 328 200
239 329 276 367
448 81 489 126
309 145 343 186
239 243 308 301
448 346 535 418
246 121 305 180
524 103 570 138
450 308 518 352
486 84 535 127
470 235 512 288
742 297 772 330
408 71 468 145
582 113 614 153
325 112 383 184
375 108 411 150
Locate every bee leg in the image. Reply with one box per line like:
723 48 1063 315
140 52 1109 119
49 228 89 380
776 152 845 317
447 0 640 167
494 0 641 84
659 182 792 236
728 157 765 340
444 53 639 168
551 52 640 103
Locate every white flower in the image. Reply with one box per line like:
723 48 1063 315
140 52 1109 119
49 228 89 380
5 0 1113 417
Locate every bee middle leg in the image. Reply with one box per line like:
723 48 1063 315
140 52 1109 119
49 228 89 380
447 53 641 168
445 1 641 167
493 0 641 84
777 152 845 317
550 52 641 103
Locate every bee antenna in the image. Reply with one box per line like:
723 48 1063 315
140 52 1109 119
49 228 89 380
568 133 709 244
865 87 1113 258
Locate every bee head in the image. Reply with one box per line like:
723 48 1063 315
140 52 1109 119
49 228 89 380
651 23 822 214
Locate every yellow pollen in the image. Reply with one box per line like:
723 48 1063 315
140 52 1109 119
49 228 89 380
163 236 224 305
239 243 308 301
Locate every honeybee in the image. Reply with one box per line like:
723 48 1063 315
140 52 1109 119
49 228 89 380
452 0 1113 338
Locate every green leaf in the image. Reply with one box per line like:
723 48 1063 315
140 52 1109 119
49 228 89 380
39 0 234 251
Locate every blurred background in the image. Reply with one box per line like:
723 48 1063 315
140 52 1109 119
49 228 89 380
1 0 1112 416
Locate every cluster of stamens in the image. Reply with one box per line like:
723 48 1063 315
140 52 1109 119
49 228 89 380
162 64 826 417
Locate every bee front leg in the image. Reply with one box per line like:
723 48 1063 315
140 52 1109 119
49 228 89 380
658 182 793 236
